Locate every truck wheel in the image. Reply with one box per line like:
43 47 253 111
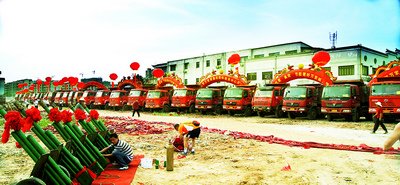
228 110 235 116
16 177 46 185
327 114 333 121
215 105 223 115
307 108 317 120
201 110 207 115
257 111 266 117
365 113 373 121
163 104 170 112
89 102 94 109
244 106 253 117
275 106 285 118
352 109 360 122
189 104 195 113
288 112 296 119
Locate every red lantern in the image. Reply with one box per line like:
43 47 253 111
70 77 79 86
44 81 50 86
228 54 241 65
36 79 43 85
45 77 52 82
130 62 140 70
53 81 59 86
77 82 85 89
109 73 118 80
152 68 164 78
312 51 330 67
29 85 34 91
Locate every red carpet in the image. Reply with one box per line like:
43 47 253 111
93 155 144 185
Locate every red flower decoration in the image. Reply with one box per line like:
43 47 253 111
89 110 99 120
2 111 25 143
49 108 62 122
130 62 140 70
61 110 73 123
312 51 330 67
109 73 118 80
152 68 164 78
24 107 42 132
228 54 241 65
74 109 87 121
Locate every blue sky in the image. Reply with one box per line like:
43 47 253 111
0 0 399 83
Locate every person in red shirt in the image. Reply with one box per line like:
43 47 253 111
372 102 388 134
174 120 201 155
132 101 140 117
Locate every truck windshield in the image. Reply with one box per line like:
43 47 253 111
372 84 400 95
173 89 187 96
284 87 306 99
196 89 213 99
96 91 103 97
322 86 350 99
110 92 120 98
147 91 161 98
129 90 141 97
255 89 272 98
224 88 243 98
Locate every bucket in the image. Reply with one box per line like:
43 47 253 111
140 158 153 168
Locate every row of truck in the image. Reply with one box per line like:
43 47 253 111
15 77 400 122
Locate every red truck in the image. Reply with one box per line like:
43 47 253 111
252 84 287 118
282 84 323 120
321 81 370 122
127 89 148 110
145 89 172 112
109 90 129 110
71 91 83 106
53 91 64 106
171 88 198 113
79 90 96 109
195 87 225 115
60 91 71 107
369 77 400 122
223 85 256 116
94 90 111 109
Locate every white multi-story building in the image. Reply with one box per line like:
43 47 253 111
149 42 399 87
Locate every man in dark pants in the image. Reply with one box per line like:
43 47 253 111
132 101 140 117
372 102 388 134
100 133 134 170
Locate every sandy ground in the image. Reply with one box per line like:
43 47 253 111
1 110 400 185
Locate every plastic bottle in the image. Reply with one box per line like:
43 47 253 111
166 143 174 171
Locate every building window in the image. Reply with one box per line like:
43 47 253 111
196 78 199 83
184 79 188 85
247 72 257 81
170 65 176 71
217 59 221 66
338 65 354 76
383 61 386 66
206 60 210 67
372 68 377 74
374 58 377 64
184 63 189 70
254 54 264 59
362 65 369 76
269 52 279 57
285 50 297 55
262 71 273 80
364 55 367 61
196 62 200 68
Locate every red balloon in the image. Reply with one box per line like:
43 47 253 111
36 79 43 85
312 51 330 67
130 62 140 70
228 54 241 65
109 73 118 80
152 68 164 78
45 77 52 82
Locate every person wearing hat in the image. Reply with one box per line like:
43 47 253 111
174 120 201 155
372 102 388 134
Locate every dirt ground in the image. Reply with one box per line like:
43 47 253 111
1 110 400 185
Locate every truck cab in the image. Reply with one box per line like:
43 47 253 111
282 85 323 120
109 90 129 110
195 87 225 115
171 88 197 113
321 82 370 122
145 89 172 112
127 89 148 110
223 85 255 116
53 91 64 105
72 91 83 106
79 90 96 108
94 90 111 109
252 84 287 118
369 77 400 121
60 91 71 107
